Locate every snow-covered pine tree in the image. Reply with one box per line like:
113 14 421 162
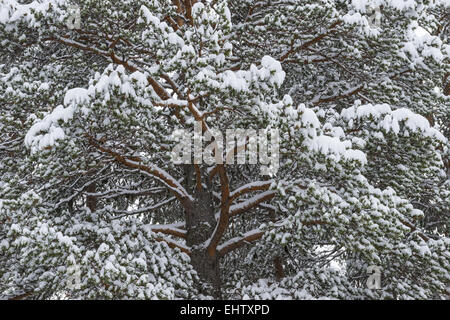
0 0 449 299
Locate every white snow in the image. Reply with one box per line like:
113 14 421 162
307 135 368 165
64 88 90 106
139 5 160 26
341 103 446 142
191 2 205 17
167 32 185 47
260 56 286 86
300 105 321 129
25 105 75 153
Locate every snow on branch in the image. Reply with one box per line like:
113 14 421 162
206 164 230 257
44 35 171 101
206 187 276 257
229 180 274 202
217 229 265 258
85 186 166 200
279 21 342 62
110 197 177 220
87 135 193 204
341 103 447 142
147 225 187 239
154 236 190 255
229 190 277 217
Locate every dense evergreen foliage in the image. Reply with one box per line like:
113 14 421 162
0 0 449 299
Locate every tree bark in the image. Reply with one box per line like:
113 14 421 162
186 190 221 299
85 183 97 212
183 168 222 298
444 73 449 96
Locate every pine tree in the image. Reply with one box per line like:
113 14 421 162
0 0 449 299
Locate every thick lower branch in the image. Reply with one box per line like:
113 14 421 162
217 230 265 258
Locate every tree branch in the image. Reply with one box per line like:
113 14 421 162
229 180 274 202
279 21 342 62
155 236 190 255
149 225 187 239
229 190 277 217
217 229 264 258
87 135 192 205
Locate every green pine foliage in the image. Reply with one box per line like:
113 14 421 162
0 0 449 299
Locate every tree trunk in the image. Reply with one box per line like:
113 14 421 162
185 188 222 298
274 256 285 282
190 248 221 298
85 183 97 212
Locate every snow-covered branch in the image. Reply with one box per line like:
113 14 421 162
229 180 274 202
229 190 277 217
217 229 265 258
87 135 193 204
110 197 177 220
